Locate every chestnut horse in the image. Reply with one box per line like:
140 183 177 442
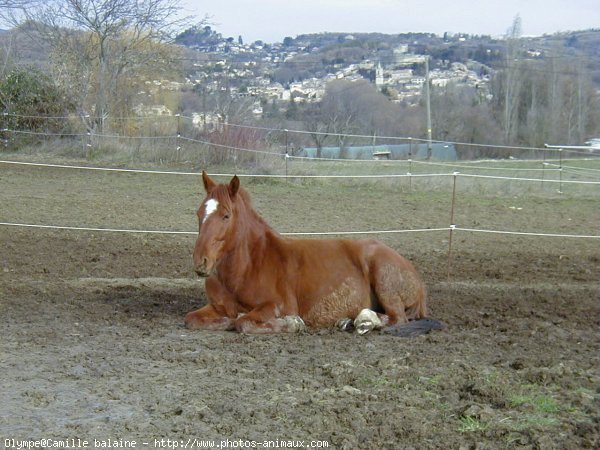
185 172 444 336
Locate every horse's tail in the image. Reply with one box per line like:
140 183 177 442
382 318 446 338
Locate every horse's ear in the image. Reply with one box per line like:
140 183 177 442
229 175 240 197
202 170 216 193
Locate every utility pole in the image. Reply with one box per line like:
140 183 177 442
425 56 433 160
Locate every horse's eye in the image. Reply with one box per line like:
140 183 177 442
223 213 231 221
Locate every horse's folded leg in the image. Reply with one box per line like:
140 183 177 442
235 315 306 334
382 318 446 338
184 305 235 331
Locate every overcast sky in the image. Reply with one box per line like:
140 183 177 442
183 0 600 43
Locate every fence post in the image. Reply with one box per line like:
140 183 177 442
408 137 413 191
447 172 459 280
541 146 547 189
175 114 181 163
558 148 563 194
2 111 9 149
80 114 90 157
284 129 289 181
86 131 92 159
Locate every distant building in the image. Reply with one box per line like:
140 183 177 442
133 104 172 116
585 138 600 148
300 143 457 161
375 62 384 87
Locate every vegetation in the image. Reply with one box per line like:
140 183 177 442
1 0 188 132
1 3 599 160
458 415 489 433
0 67 75 140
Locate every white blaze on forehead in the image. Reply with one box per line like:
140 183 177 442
202 198 219 223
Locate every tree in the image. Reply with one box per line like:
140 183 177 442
321 79 396 141
301 102 332 158
297 79 400 157
430 82 503 157
0 25 14 77
540 55 599 145
500 14 524 144
489 49 600 148
1 0 190 131
175 24 219 47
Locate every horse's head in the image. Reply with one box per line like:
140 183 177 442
193 171 240 277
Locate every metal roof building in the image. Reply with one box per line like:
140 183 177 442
300 143 457 160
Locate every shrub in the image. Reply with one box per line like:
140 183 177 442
0 67 76 142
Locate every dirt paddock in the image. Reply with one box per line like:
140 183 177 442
1 161 599 449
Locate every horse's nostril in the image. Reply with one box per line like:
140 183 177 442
195 257 210 276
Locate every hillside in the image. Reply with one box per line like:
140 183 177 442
174 27 600 88
0 23 52 69
273 30 600 84
3 23 599 82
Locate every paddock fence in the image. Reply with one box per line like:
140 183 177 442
1 113 599 278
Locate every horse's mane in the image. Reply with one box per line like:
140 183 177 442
211 183 276 234
237 187 276 233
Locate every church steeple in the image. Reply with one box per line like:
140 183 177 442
375 61 384 87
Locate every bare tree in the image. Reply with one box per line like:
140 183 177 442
302 102 332 158
502 14 523 144
1 0 190 131
431 82 504 157
516 52 599 147
0 1 32 76
0 29 14 77
0 0 31 17
320 80 396 149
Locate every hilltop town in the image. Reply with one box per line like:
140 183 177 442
176 27 497 120
167 26 600 132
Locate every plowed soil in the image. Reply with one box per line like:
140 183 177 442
1 160 598 449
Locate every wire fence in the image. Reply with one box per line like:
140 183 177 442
1 114 599 279
4 111 600 162
1 221 597 239
1 160 598 235
2 159 600 184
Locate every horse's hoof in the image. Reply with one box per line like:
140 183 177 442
336 318 355 332
283 315 306 332
184 312 200 330
354 309 382 335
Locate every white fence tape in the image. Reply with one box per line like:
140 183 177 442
1 222 598 239
2 160 600 184
0 221 447 236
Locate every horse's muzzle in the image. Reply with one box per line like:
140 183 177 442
194 256 213 277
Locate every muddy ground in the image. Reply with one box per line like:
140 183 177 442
1 160 599 449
